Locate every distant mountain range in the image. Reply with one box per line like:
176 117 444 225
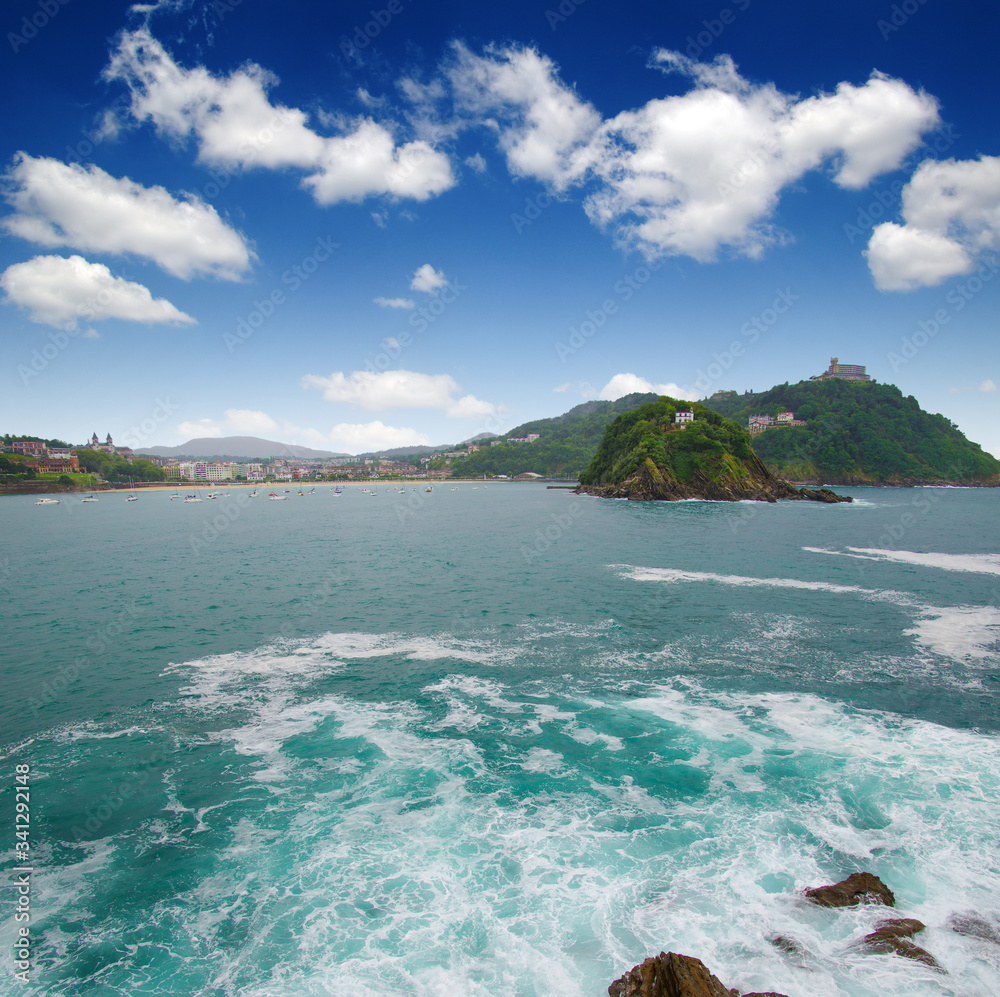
137 432 497 461
355 433 496 459
138 437 347 460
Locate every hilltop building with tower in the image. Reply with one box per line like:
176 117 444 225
811 357 871 382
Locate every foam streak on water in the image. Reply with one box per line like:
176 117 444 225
805 546 1000 576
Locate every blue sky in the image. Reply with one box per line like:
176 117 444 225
2 0 999 456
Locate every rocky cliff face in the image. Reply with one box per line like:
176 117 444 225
576 456 851 503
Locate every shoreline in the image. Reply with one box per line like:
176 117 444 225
0 478 559 497
3 477 996 498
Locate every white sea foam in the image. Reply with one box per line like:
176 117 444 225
617 563 874 597
29 665 1000 997
520 747 567 775
52 723 152 744
805 545 1000 575
610 685 1000 996
619 563 1000 665
908 605 1000 661
566 723 624 751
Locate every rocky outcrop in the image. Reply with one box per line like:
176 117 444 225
607 952 737 997
804 872 895 908
798 486 853 503
576 457 852 504
607 873 957 994
857 918 940 968
607 951 789 997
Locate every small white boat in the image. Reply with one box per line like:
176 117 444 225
183 494 202 503
425 486 433 493
268 492 287 501
249 489 258 498
169 493 181 500
35 496 59 505
125 477 138 502
81 494 100 503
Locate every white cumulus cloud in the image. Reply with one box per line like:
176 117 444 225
176 409 280 439
106 28 454 205
448 45 939 262
329 420 431 453
866 155 1000 290
449 42 601 187
302 368 500 417
864 223 972 291
373 296 415 309
304 127 454 204
1 254 195 329
410 263 447 293
598 373 699 402
2 154 253 280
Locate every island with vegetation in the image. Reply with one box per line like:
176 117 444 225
575 397 851 502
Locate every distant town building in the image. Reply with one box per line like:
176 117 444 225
29 455 81 473
748 414 774 427
675 410 695 424
812 357 871 381
12 440 46 456
79 432 134 459
776 411 794 423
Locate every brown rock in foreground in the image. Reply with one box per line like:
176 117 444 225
859 918 941 969
805 872 895 908
607 951 788 997
608 952 736 997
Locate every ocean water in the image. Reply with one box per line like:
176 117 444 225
1 483 998 996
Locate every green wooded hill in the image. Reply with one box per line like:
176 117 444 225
575 396 813 503
701 379 1000 484
447 392 657 478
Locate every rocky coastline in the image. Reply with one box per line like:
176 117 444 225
605 872 1000 995
575 456 852 504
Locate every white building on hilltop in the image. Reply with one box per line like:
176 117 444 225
812 357 871 381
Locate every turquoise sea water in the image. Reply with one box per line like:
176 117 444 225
2 483 999 996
